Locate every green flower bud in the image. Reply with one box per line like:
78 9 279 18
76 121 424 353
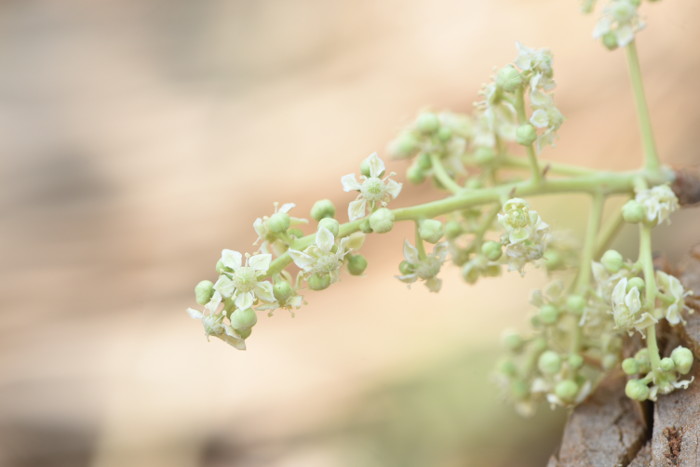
230 308 258 331
399 260 415 275
602 32 618 51
481 241 503 261
502 331 524 352
660 357 676 372
622 358 638 375
311 199 336 220
267 212 290 233
538 350 562 375
543 250 563 271
273 280 294 303
418 219 444 243
347 254 368 276
627 277 645 292
194 280 215 305
601 249 624 273
555 380 579 403
416 112 440 134
388 132 419 159
369 208 395 233
359 219 372 233
625 379 650 401
318 217 340 237
671 346 694 375
568 354 584 370
635 348 651 374
407 164 426 184
566 294 586 315
437 126 452 142
474 146 496 166
510 379 530 400
498 359 518 377
538 304 560 325
216 260 226 274
531 337 547 353
496 65 523 92
237 327 252 339
416 152 432 171
445 220 463 239
602 354 618 370
515 124 537 146
622 200 646 224
308 273 331 291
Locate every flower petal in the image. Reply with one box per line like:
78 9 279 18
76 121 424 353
279 202 296 213
249 253 272 272
316 226 335 252
385 179 402 199
235 291 254 310
366 153 385 178
403 240 419 264
288 249 315 271
221 249 242 270
254 281 275 302
214 276 235 298
341 174 361 192
186 307 203 319
348 199 367 221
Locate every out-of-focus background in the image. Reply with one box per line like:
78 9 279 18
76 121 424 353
1 0 698 466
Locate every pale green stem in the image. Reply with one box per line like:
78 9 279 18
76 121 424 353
626 41 660 173
430 153 463 194
414 221 427 259
639 224 661 374
593 200 626 258
515 87 542 183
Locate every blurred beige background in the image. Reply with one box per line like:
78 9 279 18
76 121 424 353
1 0 699 466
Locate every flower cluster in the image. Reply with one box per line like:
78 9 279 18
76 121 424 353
623 346 695 402
498 198 551 273
623 184 680 226
397 240 449 292
593 0 645 49
342 153 402 221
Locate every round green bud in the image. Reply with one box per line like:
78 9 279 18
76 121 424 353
568 354 584 370
388 132 419 159
671 346 694 375
543 250 563 271
660 357 676 372
288 228 304 238
311 199 336 221
416 112 440 134
194 280 215 305
230 308 258 331
602 32 618 51
418 219 444 243
273 280 294 303
531 337 548 353
566 294 586 316
510 380 530 400
407 164 426 184
602 354 618 370
498 359 518 377
347 254 368 276
416 152 432 171
237 327 252 339
308 273 331 291
474 146 496 166
502 331 524 352
627 277 645 292
635 349 651 374
538 304 560 325
437 126 452 142
318 217 340 237
445 220 463 239
622 200 646 224
215 260 226 274
496 65 523 92
359 219 372 233
625 379 650 401
538 350 562 375
515 124 537 146
399 260 415 276
267 212 290 233
555 380 579 403
481 241 503 261
601 249 624 273
621 357 639 375
369 208 395 233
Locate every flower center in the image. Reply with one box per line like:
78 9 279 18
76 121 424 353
416 257 441 280
361 178 385 202
233 267 257 292
315 254 339 274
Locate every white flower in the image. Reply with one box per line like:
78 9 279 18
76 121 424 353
498 198 551 273
288 226 349 283
186 306 247 350
593 0 645 48
514 42 555 92
610 278 656 333
215 249 275 310
656 270 692 325
397 240 448 292
253 202 306 255
635 185 679 225
342 153 402 221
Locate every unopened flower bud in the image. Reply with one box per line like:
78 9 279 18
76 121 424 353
496 65 523 92
369 208 395 233
481 241 503 261
416 112 440 134
627 277 645 292
499 359 518 377
622 358 638 375
273 280 294 303
445 220 463 239
625 379 650 401
419 219 444 243
538 350 562 375
538 304 560 325
602 32 618 50
516 124 537 146
308 273 331 291
568 354 584 370
601 249 624 273
388 132 419 159
474 146 496 165
195 280 215 305
437 126 452 142
268 212 290 233
318 217 340 237
566 294 586 315
660 357 676 372
555 380 579 403
230 308 258 331
502 331 524 352
347 254 368 276
311 199 336 220
622 200 645 224
399 260 415 275
407 164 426 184
671 346 694 375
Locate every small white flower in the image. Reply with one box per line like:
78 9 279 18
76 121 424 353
215 249 275 310
635 185 679 225
253 202 306 255
656 270 692 325
514 42 555 91
593 0 645 48
342 153 402 221
397 241 448 292
498 198 551 273
610 278 657 333
288 226 349 284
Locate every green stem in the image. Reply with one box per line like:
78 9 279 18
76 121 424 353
430 153 463 194
626 41 660 173
593 201 626 258
515 88 542 183
639 224 661 373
